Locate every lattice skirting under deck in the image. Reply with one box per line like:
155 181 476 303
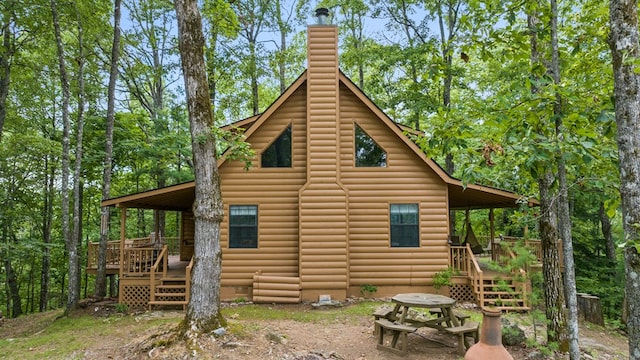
450 283 476 303
121 284 150 308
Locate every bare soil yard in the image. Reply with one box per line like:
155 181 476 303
0 299 629 360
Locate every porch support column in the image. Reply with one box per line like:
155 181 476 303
119 207 127 275
489 208 495 246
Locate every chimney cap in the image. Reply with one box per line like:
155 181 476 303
314 7 330 25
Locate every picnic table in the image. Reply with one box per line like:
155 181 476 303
374 293 478 356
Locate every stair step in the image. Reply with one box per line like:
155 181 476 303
484 299 524 304
155 292 186 297
156 284 186 289
148 300 187 305
482 291 519 295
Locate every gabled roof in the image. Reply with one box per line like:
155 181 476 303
102 70 536 210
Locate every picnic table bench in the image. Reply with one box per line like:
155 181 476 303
372 293 479 356
374 318 419 356
429 308 471 325
444 321 479 354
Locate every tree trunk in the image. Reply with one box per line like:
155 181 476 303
0 15 10 142
250 41 259 116
446 154 456 233
599 202 616 261
40 157 54 312
609 0 640 357
50 0 78 313
96 0 121 298
529 7 568 348
275 0 287 94
539 171 569 347
3 257 21 318
550 0 578 355
72 0 86 303
2 222 21 318
174 0 226 336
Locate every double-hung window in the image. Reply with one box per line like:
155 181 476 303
229 205 258 248
390 204 419 247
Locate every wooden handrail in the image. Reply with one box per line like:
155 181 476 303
185 257 194 304
466 243 485 309
149 245 168 306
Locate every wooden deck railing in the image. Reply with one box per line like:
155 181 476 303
87 236 181 270
122 246 158 276
450 245 469 273
87 240 120 269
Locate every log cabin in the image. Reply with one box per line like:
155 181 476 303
87 10 541 310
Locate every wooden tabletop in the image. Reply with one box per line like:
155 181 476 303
391 293 456 308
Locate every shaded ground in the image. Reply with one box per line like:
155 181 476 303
0 299 629 360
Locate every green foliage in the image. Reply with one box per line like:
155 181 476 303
212 126 255 171
359 284 377 298
114 304 128 313
433 267 459 289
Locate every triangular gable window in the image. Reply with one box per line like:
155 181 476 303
355 124 387 167
262 125 292 167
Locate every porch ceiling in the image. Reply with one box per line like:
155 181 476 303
447 182 537 210
101 182 195 211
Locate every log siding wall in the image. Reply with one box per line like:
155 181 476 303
338 85 450 289
214 27 450 300
218 89 307 292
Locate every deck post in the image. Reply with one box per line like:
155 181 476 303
119 207 126 279
489 208 495 248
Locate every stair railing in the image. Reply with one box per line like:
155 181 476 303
185 256 194 304
148 245 168 307
466 243 485 309
505 247 529 309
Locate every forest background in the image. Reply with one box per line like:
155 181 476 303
0 0 624 336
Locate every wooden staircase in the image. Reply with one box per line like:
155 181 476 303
148 254 192 310
451 244 530 312
478 276 529 311
149 277 188 309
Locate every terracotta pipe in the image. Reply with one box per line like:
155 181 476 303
464 308 513 360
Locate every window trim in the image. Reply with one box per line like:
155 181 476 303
229 205 258 249
389 203 420 248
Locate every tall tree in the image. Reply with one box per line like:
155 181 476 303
174 0 225 335
528 3 568 349
71 0 87 301
0 0 14 142
96 0 122 299
231 0 270 115
202 0 239 117
121 0 179 237
50 0 78 313
609 0 640 357
549 0 579 356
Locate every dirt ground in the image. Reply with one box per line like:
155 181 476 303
0 299 630 360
